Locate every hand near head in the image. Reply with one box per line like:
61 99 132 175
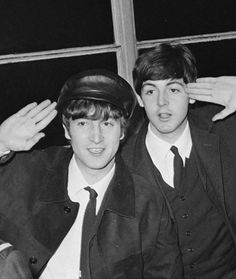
186 76 236 121
0 100 57 153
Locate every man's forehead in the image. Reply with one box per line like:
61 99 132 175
142 78 185 88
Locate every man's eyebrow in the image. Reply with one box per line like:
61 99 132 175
167 80 185 86
142 82 156 87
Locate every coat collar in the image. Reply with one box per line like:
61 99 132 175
131 121 158 187
38 147 135 218
132 120 225 208
38 146 73 203
103 155 135 217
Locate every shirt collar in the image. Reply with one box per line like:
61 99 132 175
173 121 192 159
68 155 115 201
146 121 192 162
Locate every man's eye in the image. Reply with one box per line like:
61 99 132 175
103 121 113 127
77 121 87 126
170 88 180 94
145 89 154 95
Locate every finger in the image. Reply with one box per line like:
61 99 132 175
34 110 57 132
32 102 57 123
26 100 52 118
15 102 38 117
186 83 213 90
212 107 236 121
24 133 45 150
196 77 216 84
186 89 212 96
187 94 213 103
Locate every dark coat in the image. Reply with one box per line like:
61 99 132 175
0 146 183 279
121 103 236 244
0 240 32 279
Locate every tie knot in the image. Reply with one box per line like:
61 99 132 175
170 145 180 156
84 186 98 199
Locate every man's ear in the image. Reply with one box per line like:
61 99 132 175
120 131 125 140
189 98 196 104
63 124 71 140
136 94 144 107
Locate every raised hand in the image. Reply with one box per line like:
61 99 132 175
186 76 236 121
0 100 57 153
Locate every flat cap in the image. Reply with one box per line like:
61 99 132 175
57 69 137 118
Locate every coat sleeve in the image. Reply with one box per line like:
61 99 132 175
0 243 32 279
143 198 184 279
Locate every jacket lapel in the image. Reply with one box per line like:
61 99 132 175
129 121 227 220
91 155 136 238
87 156 136 278
190 123 226 214
131 123 159 186
126 123 176 220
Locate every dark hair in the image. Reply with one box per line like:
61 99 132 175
133 43 197 95
62 98 128 135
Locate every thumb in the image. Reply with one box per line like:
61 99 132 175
212 107 235 122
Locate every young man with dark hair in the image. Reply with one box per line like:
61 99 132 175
121 43 236 279
0 69 182 279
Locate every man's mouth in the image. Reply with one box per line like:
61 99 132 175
88 148 104 155
158 113 172 120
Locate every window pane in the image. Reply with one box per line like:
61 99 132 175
0 53 117 146
134 0 236 41
188 40 236 77
0 0 113 54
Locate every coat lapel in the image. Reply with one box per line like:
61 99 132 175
87 156 136 278
190 123 226 214
91 155 136 239
126 123 176 220
131 123 159 187
127 121 227 220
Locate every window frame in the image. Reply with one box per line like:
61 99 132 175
0 0 235 85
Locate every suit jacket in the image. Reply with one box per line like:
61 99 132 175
0 241 32 279
0 146 183 279
121 104 236 244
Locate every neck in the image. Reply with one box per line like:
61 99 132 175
75 158 115 185
150 118 188 144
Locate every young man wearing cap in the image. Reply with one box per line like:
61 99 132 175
0 69 182 279
121 43 236 279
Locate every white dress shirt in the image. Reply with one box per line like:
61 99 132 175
146 122 192 188
40 155 115 279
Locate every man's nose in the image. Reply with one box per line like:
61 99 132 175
157 91 169 106
89 124 104 143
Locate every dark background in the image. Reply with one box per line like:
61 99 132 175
0 0 235 147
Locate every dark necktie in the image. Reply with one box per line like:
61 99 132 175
170 146 184 189
80 186 98 279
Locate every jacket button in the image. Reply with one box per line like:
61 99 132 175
187 247 194 252
29 256 37 264
182 213 189 219
190 262 196 269
64 206 71 213
185 230 191 236
179 195 185 201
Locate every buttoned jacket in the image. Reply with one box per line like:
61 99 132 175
121 104 236 243
0 146 183 279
